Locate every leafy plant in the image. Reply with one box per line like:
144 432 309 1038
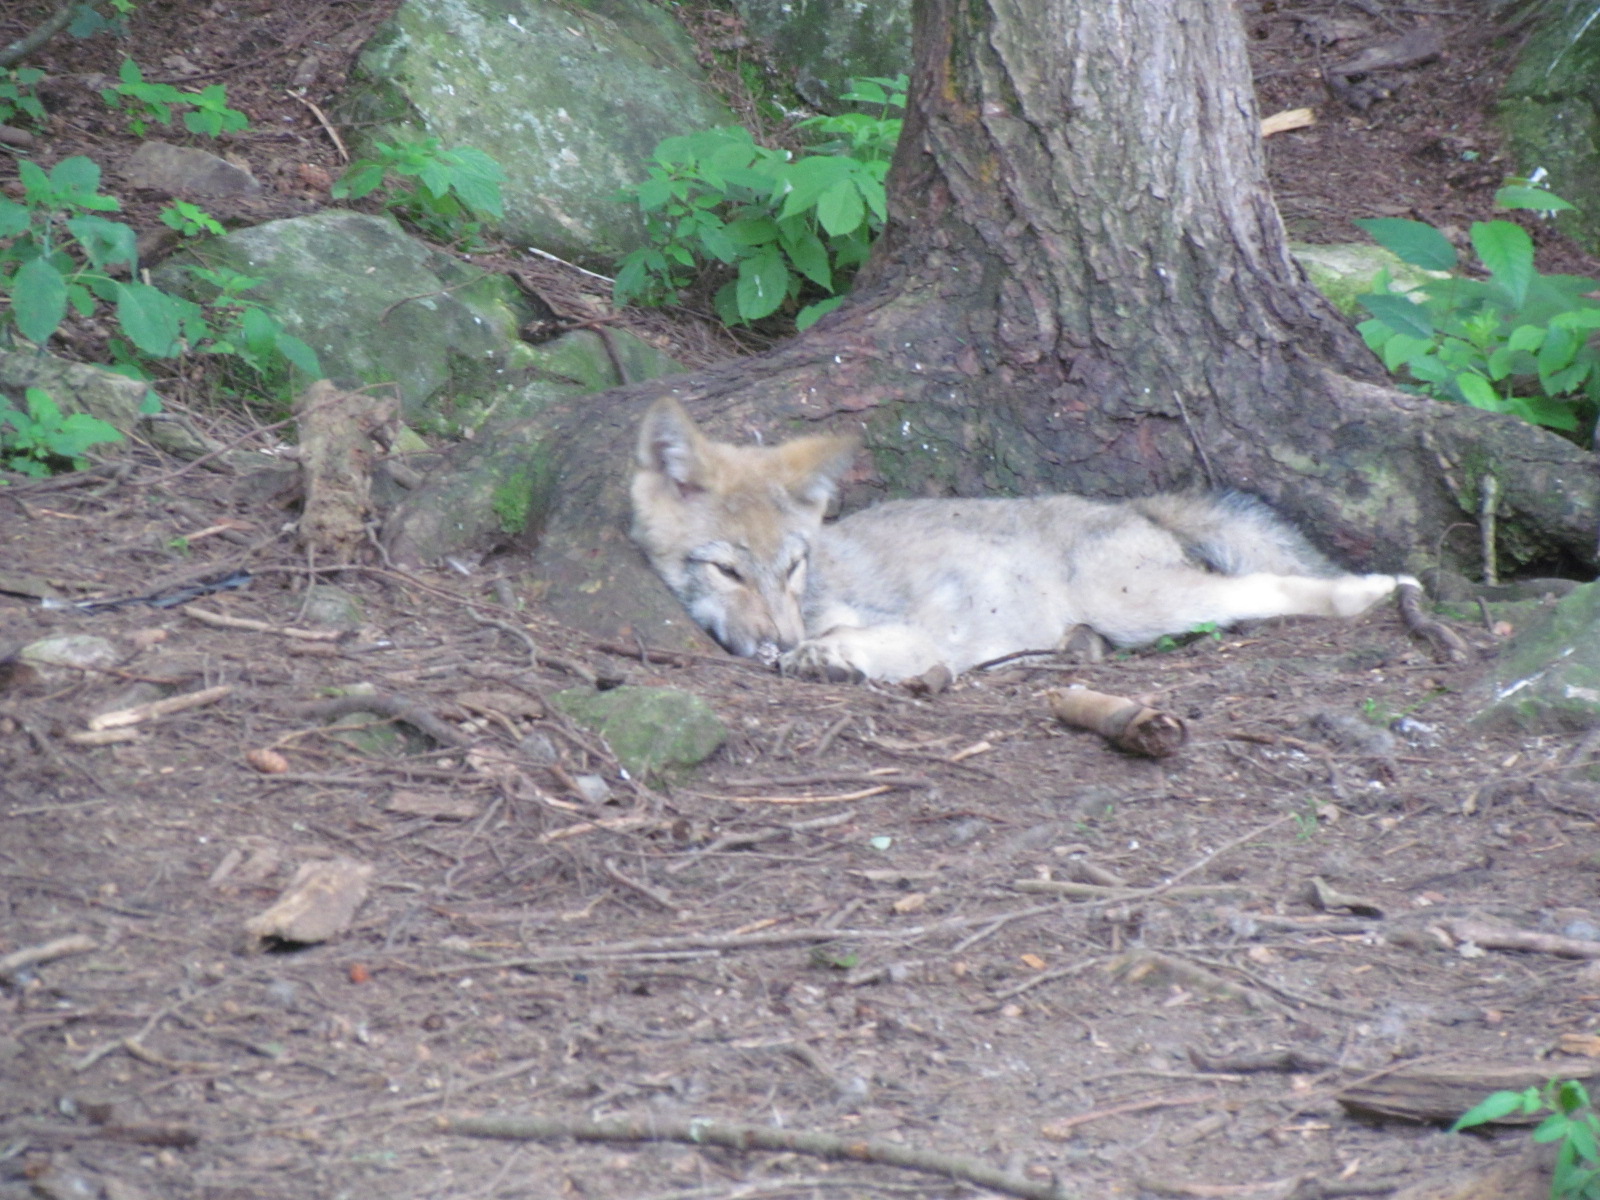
180 83 249 138
613 75 906 329
332 137 506 247
0 67 47 128
1353 183 1600 440
0 155 318 390
99 59 247 138
1454 1078 1600 1199
0 387 123 477
182 264 321 381
69 0 136 40
159 199 225 239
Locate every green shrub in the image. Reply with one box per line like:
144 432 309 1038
0 67 46 128
0 155 318 390
331 137 506 248
613 75 906 329
100 59 248 138
1353 183 1599 440
0 387 123 477
1454 1078 1600 1199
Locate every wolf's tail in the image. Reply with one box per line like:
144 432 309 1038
1130 491 1340 578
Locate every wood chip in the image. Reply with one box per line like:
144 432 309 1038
243 856 373 945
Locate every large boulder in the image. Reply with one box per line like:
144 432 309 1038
734 0 909 110
1499 1 1600 252
335 0 734 265
160 210 533 432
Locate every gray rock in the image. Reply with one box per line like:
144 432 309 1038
1473 581 1600 737
123 140 261 197
21 635 123 672
158 210 532 430
0 349 211 459
735 0 909 111
1499 1 1600 252
335 0 734 264
1290 243 1447 318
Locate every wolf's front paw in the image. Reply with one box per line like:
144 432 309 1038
778 640 865 683
1330 573 1416 617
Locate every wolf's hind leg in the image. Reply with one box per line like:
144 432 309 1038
1090 571 1416 646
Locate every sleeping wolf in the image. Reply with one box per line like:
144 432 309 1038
630 398 1415 682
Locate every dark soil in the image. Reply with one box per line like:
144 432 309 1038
3 4 1599 1200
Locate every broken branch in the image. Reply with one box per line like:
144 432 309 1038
441 1112 1072 1200
1046 687 1186 756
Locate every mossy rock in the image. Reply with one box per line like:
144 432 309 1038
1473 581 1600 733
551 685 726 777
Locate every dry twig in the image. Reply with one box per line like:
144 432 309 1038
442 1112 1073 1200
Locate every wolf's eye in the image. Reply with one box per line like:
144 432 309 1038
713 563 744 583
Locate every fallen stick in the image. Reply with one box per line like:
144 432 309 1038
86 684 234 731
0 934 97 980
1439 917 1600 960
1260 106 1314 136
185 606 343 641
1046 687 1186 757
441 1113 1074 1200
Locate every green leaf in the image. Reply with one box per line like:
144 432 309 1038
1550 307 1600 332
1539 323 1580 374
1568 1119 1600 1163
1452 1089 1537 1132
775 156 855 221
12 257 68 344
781 225 833 290
1356 317 1393 353
1357 292 1435 340
66 214 138 268
1505 324 1546 354
114 281 186 357
696 222 739 264
1472 220 1535 308
275 332 321 377
712 279 741 325
1353 217 1458 271
1494 185 1576 213
612 256 649 304
735 247 790 320
633 175 673 211
0 197 29 238
439 145 505 218
1403 352 1453 385
815 179 866 237
1505 394 1581 432
332 162 387 201
723 216 779 246
1455 373 1499 409
1486 347 1522 380
796 294 846 330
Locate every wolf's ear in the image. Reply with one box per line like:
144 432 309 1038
777 433 860 510
636 398 710 496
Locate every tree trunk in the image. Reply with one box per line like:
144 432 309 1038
385 0 1598 648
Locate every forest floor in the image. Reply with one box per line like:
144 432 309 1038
2 3 1599 1200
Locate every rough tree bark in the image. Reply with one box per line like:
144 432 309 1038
385 0 1599 649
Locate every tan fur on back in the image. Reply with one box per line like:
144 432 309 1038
630 399 1415 682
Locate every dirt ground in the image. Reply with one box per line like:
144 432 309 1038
4 3 1600 1199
